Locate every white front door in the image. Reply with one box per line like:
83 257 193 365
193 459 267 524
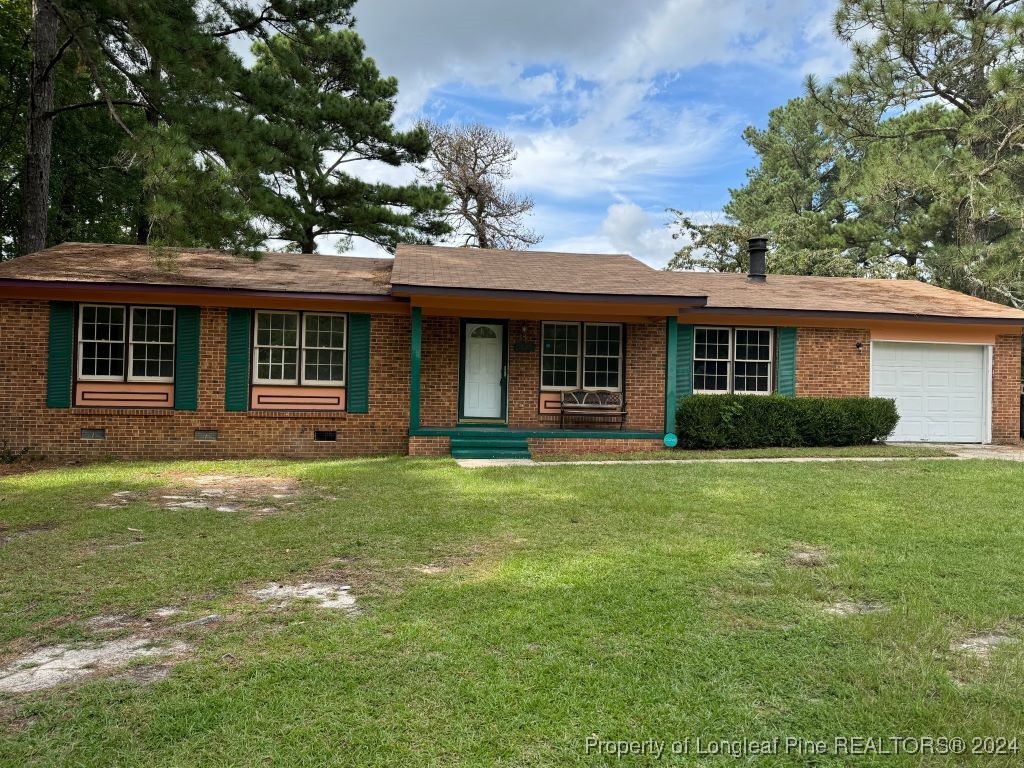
871 342 988 443
463 323 504 418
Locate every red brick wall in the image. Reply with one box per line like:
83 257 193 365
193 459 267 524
795 327 870 397
408 436 451 457
993 333 1021 444
507 319 541 426
419 316 459 428
417 317 666 432
0 300 410 460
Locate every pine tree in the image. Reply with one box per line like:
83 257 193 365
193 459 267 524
17 0 353 255
249 26 450 253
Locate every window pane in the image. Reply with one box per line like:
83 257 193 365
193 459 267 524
735 329 771 361
79 306 127 379
734 361 770 393
254 313 301 382
541 323 579 388
582 324 621 390
126 307 174 380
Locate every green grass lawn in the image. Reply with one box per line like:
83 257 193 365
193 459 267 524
2 457 1024 766
533 444 952 462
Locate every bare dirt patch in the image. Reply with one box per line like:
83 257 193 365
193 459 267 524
0 610 218 694
95 474 302 517
822 600 887 617
0 637 191 693
410 556 477 575
787 545 828 568
0 523 55 546
251 582 358 613
952 632 1019 660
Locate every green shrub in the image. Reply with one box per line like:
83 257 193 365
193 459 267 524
676 395 899 449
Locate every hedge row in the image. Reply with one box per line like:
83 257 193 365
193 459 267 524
676 394 899 449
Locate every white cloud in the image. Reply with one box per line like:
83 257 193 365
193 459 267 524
355 0 843 118
287 1 847 256
542 202 675 268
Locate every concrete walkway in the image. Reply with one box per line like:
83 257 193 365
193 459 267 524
455 443 1024 468
925 443 1024 462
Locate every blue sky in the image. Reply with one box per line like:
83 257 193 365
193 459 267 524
335 0 848 267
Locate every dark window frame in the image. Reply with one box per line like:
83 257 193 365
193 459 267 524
540 321 624 392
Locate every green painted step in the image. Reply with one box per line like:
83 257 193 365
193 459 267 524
450 433 531 460
451 449 532 460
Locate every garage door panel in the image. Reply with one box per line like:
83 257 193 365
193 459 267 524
872 342 986 443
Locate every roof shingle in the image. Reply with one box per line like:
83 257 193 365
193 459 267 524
391 244 703 298
667 270 1024 321
0 243 394 296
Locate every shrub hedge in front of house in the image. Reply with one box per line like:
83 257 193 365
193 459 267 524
676 394 899 449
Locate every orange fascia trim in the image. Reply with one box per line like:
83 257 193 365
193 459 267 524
0 280 409 314
680 311 1021 343
412 294 676 321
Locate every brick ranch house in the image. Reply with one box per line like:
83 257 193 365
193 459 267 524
0 240 1022 460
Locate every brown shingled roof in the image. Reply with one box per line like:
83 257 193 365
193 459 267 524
0 242 394 296
391 244 705 300
668 270 1024 322
3 241 1023 324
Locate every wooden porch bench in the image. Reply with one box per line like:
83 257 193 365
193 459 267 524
558 390 627 430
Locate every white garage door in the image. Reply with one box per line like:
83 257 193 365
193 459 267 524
871 342 988 443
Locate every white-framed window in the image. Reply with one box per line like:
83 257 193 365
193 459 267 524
78 304 126 381
541 321 623 391
78 304 175 383
254 311 300 384
693 326 773 394
302 313 346 385
253 311 347 385
733 328 773 393
128 307 176 381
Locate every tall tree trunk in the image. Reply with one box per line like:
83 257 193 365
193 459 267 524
18 0 59 255
136 57 160 245
300 228 316 253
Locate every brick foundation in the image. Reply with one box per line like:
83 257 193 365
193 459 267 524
796 327 870 397
408 436 451 457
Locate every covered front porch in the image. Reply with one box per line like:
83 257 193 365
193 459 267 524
404 301 680 458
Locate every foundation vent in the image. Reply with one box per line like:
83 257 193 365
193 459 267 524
314 430 338 442
194 429 219 441
80 428 106 440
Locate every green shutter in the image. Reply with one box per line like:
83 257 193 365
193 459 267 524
46 302 74 408
224 309 251 412
676 323 694 399
347 313 371 413
777 327 797 396
173 307 200 410
664 317 678 433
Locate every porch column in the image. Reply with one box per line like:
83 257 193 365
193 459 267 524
410 307 422 430
664 316 678 435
